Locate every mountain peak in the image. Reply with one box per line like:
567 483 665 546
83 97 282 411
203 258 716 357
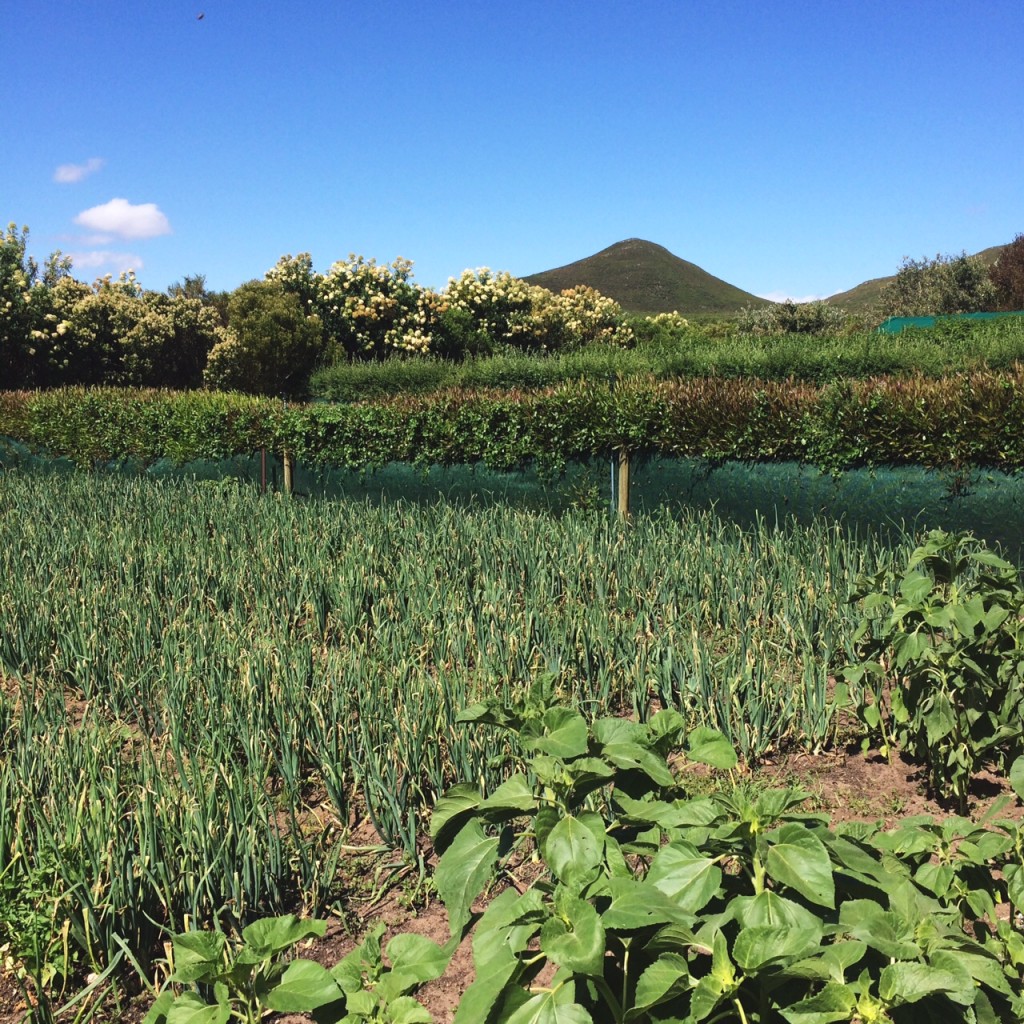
524 240 768 314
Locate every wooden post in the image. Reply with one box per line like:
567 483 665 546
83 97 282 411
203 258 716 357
616 449 630 519
283 451 295 495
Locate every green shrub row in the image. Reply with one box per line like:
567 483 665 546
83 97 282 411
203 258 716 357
5 368 1024 474
309 317 1024 400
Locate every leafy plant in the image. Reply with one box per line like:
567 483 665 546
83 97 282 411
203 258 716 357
420 680 1024 1022
0 849 74 996
144 915 333 1024
845 529 1024 811
144 914 453 1024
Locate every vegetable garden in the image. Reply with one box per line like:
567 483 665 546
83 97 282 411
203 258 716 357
1 462 1023 1021
4 324 1024 1020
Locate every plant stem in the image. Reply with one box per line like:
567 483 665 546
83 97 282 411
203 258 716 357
591 976 624 1023
733 995 751 1024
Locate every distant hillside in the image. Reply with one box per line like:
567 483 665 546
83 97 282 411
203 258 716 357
523 238 770 315
826 243 1009 312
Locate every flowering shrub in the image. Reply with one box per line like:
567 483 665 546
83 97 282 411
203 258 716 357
3 222 637 393
737 299 849 336
442 268 541 350
1 224 74 387
645 310 690 332
443 273 632 352
549 284 633 348
318 255 429 358
268 252 434 359
43 274 222 389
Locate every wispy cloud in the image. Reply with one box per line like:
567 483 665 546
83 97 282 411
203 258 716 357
65 251 142 276
53 157 106 184
66 250 143 275
74 198 171 240
757 291 827 304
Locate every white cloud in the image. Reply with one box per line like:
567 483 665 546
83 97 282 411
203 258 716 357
74 198 171 240
757 291 827 304
53 157 105 184
66 250 143 274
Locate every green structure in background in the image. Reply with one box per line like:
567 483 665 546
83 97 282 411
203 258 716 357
4 435 1024 562
878 310 1024 333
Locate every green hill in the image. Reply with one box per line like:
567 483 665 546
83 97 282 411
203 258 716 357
523 238 770 315
826 243 1009 312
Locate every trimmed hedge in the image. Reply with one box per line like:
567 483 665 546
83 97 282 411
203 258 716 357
309 318 1024 401
3 370 1024 474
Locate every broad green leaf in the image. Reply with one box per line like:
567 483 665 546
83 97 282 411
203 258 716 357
238 914 326 963
899 572 933 606
647 841 722 913
543 814 603 891
765 824 835 908
923 604 955 630
528 707 589 759
592 717 643 746
435 819 499 937
430 782 482 851
473 888 545 967
456 701 508 726
822 832 888 884
647 708 687 750
165 994 230 1024
931 948 1013 999
600 740 675 787
264 959 344 1012
878 961 974 1006
733 924 821 971
711 929 735 988
504 991 593 1024
563 757 616 796
785 941 867 983
534 804 560 859
690 974 726 1022
612 792 715 828
1006 863 1024 912
731 891 823 934
627 953 690 1018
953 601 984 637
838 902 920 960
341 989 376 1016
686 727 738 770
169 931 226 983
779 982 856 1024
386 933 452 982
1010 755 1024 800
540 892 605 976
969 549 1016 571
892 628 930 669
924 693 956 745
384 994 433 1023
872 823 938 857
378 934 454 1002
601 878 695 929
332 922 384 989
983 603 1010 632
142 990 175 1024
476 773 536 820
453 943 521 1024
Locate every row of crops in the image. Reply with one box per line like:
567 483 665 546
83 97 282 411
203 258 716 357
0 468 919 989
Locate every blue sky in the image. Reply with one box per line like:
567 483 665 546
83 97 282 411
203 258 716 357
4 0 1022 302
